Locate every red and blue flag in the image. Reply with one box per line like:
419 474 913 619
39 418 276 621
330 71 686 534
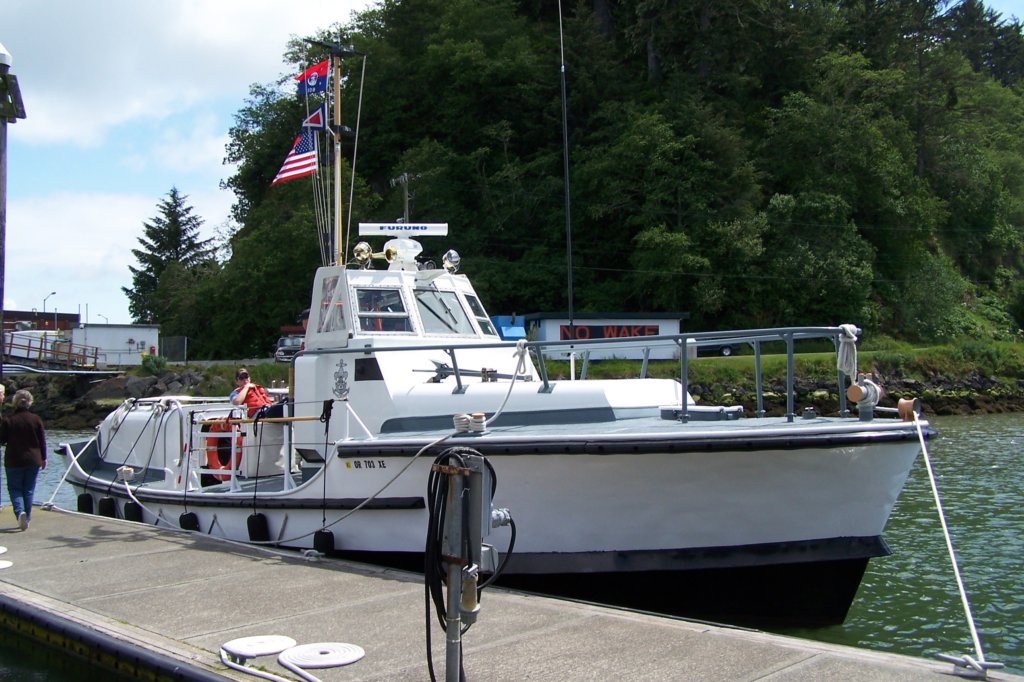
296 59 328 95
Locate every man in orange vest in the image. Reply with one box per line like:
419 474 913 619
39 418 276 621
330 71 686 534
230 368 284 418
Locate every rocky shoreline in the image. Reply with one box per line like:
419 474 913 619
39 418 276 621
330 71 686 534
2 367 1022 432
0 370 208 430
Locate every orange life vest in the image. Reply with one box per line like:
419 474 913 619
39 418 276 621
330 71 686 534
242 383 273 417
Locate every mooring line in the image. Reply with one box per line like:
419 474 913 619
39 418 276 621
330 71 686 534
912 414 1003 678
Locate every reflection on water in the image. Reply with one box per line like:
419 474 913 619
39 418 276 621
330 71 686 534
3 420 1023 676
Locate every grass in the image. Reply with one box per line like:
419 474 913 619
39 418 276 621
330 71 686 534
538 340 1024 386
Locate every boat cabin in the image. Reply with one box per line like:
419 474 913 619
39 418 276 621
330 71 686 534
303 223 501 351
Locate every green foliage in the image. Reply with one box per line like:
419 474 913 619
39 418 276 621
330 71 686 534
140 353 168 377
141 0 1024 358
1008 279 1024 331
859 335 914 352
124 188 216 324
891 249 973 341
759 192 874 327
948 338 1024 375
187 363 290 397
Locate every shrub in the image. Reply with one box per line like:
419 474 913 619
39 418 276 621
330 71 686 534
140 354 168 376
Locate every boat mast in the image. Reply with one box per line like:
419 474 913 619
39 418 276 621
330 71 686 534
332 52 343 265
308 40 359 265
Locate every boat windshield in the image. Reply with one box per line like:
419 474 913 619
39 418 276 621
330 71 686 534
356 288 412 333
415 289 476 336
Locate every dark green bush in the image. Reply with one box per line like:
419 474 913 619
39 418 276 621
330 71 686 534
140 354 168 376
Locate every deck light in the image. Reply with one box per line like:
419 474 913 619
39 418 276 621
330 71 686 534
353 241 372 268
443 249 461 273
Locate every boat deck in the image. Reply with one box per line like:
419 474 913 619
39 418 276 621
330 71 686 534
341 409 931 456
1 507 1011 681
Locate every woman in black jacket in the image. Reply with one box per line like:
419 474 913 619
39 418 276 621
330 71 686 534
1 389 47 530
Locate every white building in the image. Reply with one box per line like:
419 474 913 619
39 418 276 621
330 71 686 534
71 324 161 368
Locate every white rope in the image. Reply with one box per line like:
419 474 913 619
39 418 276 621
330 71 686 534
485 339 530 427
120 480 176 528
234 431 454 547
912 414 1003 677
278 642 365 682
42 442 87 508
218 636 362 682
836 323 858 378
219 635 296 682
220 649 293 682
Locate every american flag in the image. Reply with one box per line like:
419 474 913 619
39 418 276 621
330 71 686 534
272 129 318 185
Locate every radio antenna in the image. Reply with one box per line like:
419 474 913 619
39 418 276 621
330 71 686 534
557 1 575 336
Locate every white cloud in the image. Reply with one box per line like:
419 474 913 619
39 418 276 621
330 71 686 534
5 188 234 323
5 192 156 321
2 0 369 146
149 112 234 175
0 0 370 323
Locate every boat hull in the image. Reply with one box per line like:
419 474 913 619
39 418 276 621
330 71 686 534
331 542 879 628
64 419 922 628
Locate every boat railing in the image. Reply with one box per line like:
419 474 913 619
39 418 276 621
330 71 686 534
304 325 857 422
195 425 243 491
527 326 854 422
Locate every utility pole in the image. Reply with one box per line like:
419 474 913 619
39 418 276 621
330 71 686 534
0 41 28 383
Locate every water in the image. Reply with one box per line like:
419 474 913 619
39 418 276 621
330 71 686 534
777 413 1024 673
0 429 85 513
2 419 1022 677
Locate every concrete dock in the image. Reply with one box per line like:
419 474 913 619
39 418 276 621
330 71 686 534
0 507 1017 681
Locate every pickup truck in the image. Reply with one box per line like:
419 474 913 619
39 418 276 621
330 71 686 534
274 335 303 362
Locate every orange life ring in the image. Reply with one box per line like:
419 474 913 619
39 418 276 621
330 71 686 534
205 419 242 481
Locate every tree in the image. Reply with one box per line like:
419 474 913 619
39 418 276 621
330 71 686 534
124 188 215 324
209 0 1024 347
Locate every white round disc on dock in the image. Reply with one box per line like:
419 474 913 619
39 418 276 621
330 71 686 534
0 560 12 570
279 642 365 668
0 546 7 555
222 635 297 659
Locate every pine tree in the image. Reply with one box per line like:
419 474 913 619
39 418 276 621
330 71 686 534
123 188 215 324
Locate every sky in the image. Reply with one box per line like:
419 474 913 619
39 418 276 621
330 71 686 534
2 1 1024 326
985 0 1024 19
0 0 370 325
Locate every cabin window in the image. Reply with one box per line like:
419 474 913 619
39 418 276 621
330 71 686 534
316 276 347 333
356 288 411 332
465 295 498 337
415 289 475 336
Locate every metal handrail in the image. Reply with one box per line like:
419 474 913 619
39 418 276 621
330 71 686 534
302 325 856 422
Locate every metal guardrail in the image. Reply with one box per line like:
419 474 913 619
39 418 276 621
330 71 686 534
300 325 856 424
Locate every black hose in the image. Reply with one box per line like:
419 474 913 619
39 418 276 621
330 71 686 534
424 448 468 682
478 516 516 590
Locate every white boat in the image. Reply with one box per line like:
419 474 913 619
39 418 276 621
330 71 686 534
61 49 930 628
60 221 929 627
